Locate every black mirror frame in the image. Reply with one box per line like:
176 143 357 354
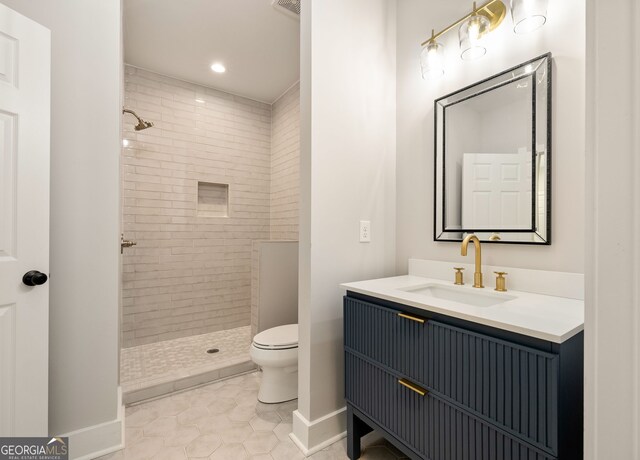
433 53 552 245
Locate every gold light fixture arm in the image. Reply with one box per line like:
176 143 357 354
421 0 507 46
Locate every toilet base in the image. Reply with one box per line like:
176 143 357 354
258 365 298 404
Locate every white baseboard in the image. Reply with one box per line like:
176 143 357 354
62 386 125 460
290 407 347 456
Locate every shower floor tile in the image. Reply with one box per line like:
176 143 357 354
121 325 255 404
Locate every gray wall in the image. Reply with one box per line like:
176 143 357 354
0 0 122 445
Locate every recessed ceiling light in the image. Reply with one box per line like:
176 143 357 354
210 63 226 73
195 98 205 104
122 139 130 147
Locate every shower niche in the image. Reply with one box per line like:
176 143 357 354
197 181 229 217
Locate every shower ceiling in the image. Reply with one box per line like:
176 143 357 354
123 0 300 103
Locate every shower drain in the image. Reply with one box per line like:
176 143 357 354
206 348 220 354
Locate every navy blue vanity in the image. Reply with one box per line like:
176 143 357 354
344 291 583 460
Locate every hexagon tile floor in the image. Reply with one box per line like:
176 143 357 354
97 371 409 460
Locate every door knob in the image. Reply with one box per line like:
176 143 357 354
23 270 48 286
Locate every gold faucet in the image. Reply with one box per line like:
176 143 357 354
461 234 484 288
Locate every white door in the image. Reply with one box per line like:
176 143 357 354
0 4 50 436
462 150 532 233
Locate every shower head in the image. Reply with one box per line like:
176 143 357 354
123 108 154 131
134 119 154 131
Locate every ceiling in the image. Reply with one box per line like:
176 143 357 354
123 0 300 103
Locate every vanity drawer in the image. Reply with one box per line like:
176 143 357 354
345 352 555 460
344 296 429 381
424 321 559 456
344 295 560 455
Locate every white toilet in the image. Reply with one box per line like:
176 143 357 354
250 324 298 403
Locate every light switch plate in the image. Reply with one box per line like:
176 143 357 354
360 220 371 243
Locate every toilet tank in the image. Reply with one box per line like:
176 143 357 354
251 240 298 337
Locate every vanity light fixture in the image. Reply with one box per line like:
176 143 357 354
511 0 549 34
420 0 548 79
420 31 445 80
459 12 491 60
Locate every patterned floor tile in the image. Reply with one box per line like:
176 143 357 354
96 371 410 460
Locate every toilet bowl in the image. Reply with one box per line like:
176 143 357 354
250 324 298 403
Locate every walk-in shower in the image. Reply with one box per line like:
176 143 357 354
119 0 301 404
119 67 301 404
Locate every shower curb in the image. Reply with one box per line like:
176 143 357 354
123 360 257 405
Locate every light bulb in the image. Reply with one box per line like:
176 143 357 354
459 14 490 60
420 40 445 80
468 20 481 42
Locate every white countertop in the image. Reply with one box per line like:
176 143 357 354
341 275 584 343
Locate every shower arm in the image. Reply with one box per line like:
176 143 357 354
122 108 144 124
122 107 154 131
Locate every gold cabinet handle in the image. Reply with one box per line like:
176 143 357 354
397 379 427 396
397 313 425 324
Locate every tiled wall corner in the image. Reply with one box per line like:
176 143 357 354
250 241 261 339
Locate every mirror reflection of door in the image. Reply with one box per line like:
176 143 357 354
435 54 551 244
462 149 533 242
444 77 533 231
462 149 532 228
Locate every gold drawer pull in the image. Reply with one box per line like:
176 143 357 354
397 313 425 324
398 379 427 396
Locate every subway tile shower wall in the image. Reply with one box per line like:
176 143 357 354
270 82 300 240
122 66 300 347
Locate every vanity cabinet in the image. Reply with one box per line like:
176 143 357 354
344 293 583 460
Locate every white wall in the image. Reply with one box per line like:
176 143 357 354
0 0 122 456
396 0 585 273
585 0 640 458
294 0 396 452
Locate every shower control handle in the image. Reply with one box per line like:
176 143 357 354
121 233 137 254
23 270 48 287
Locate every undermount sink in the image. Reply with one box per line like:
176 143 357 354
398 283 516 308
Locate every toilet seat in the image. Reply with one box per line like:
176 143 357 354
252 324 298 350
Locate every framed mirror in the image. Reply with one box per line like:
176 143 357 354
434 53 551 244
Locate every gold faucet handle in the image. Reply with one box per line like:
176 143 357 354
494 272 508 292
453 267 464 285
